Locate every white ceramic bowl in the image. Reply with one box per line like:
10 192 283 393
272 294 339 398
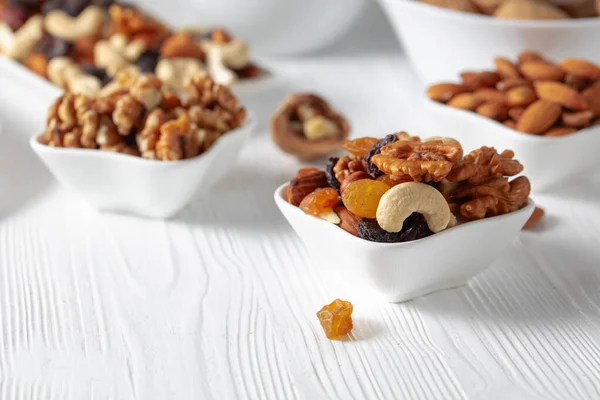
378 0 600 84
274 183 534 303
30 117 255 219
424 98 600 192
139 0 368 55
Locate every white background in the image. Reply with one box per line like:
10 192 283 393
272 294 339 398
1 4 599 399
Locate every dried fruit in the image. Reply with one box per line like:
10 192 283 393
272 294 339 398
342 137 378 158
1 3 31 31
340 171 371 194
523 206 544 229
299 188 341 217
342 179 390 219
135 50 160 73
364 133 398 178
317 299 353 340
534 81 587 111
325 157 341 191
376 174 413 187
36 31 72 59
287 169 328 206
357 213 433 243
516 100 562 134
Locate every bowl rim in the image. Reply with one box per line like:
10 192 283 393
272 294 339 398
424 97 600 143
380 0 600 28
30 114 256 167
274 182 535 248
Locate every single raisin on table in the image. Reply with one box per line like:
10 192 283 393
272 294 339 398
341 179 390 219
36 31 72 59
358 213 432 243
325 156 340 192
299 188 340 217
317 299 353 340
364 133 398 178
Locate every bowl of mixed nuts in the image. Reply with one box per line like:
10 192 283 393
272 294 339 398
0 0 262 97
378 0 600 84
424 51 600 191
274 132 535 302
30 72 254 218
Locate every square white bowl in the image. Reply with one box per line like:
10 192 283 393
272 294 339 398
424 98 600 192
378 0 600 84
30 116 255 219
274 183 535 303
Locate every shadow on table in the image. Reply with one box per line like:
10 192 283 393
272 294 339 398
412 239 600 326
0 116 51 219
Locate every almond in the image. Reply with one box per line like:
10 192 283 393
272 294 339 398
544 126 577 137
506 86 537 107
494 57 521 78
582 81 600 116
474 88 506 103
520 61 565 81
420 0 480 13
561 110 594 127
476 101 509 121
518 50 544 65
472 0 504 14
447 93 485 110
504 119 517 129
508 106 525 121
523 206 544 229
340 171 371 194
559 58 600 80
286 169 328 206
559 1 597 18
496 77 531 91
564 73 592 92
534 81 588 110
334 205 360 237
426 83 469 103
460 71 501 90
517 100 562 134
494 0 570 20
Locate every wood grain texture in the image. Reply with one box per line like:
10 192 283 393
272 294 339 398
1 12 600 399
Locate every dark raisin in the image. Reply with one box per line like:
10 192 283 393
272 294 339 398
364 133 398 179
92 0 113 8
325 157 340 192
8 0 41 9
41 0 64 14
81 64 112 85
357 213 433 243
36 31 72 59
135 50 160 73
62 0 91 16
1 3 31 31
426 180 441 191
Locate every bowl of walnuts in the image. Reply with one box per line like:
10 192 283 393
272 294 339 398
378 0 600 84
30 72 254 219
274 132 535 302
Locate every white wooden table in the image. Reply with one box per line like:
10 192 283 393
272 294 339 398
1 6 600 400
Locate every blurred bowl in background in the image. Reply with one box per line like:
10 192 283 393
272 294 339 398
140 0 368 56
378 0 600 84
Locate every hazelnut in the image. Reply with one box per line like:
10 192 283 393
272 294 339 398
271 93 350 160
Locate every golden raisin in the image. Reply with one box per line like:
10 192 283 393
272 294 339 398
342 137 379 158
342 179 390 219
376 174 413 187
317 299 353 339
299 188 341 217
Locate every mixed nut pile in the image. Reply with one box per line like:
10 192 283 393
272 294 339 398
427 52 600 137
39 72 247 160
421 0 600 19
286 132 532 243
271 93 350 160
0 0 260 96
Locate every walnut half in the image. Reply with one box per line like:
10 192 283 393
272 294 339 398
270 94 350 160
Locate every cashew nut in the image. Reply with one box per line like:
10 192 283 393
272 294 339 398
95 34 146 77
47 57 101 96
155 57 207 90
45 6 106 41
0 16 43 61
220 39 249 69
376 182 452 233
303 116 340 140
203 44 237 86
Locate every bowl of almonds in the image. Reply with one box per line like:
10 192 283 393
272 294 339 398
424 51 600 191
274 132 535 302
378 0 600 84
30 72 254 218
